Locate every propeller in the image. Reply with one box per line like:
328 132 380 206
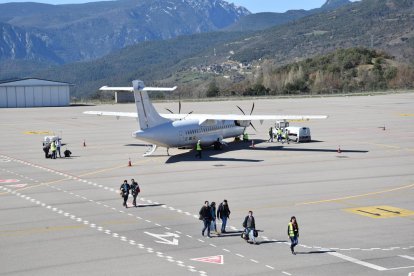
165 94 193 119
236 103 257 132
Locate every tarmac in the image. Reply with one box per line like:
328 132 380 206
0 92 413 276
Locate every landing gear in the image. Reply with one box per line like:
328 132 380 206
167 147 170 156
143 144 157 157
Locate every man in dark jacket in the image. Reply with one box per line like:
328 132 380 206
243 211 257 244
43 143 50 159
130 178 140 207
217 199 231 233
119 180 130 208
199 201 213 238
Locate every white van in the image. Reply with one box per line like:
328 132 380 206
43 136 60 146
286 126 311 143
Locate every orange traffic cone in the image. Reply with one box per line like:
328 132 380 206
128 158 132 167
83 140 86 147
337 146 341 154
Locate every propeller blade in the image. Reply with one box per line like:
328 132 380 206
165 108 174 114
236 105 246 115
250 102 255 115
250 122 257 132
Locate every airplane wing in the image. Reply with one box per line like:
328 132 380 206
83 111 138 117
161 113 328 123
84 111 327 122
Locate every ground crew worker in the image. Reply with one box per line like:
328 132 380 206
277 128 283 142
55 139 62 158
283 129 290 144
288 216 299 255
199 201 213 238
243 132 249 141
50 140 57 159
268 127 274 142
195 140 202 159
119 180 130 208
130 178 140 207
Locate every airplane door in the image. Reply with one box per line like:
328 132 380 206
179 131 184 142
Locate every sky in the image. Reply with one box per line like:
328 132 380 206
0 0 357 13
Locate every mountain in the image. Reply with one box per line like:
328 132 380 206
0 0 250 63
226 0 351 32
320 0 352 10
3 0 414 99
228 0 414 64
0 22 62 63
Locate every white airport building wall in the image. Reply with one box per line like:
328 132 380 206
0 78 71 108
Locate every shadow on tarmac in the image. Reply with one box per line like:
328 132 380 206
135 204 165 208
127 139 368 163
259 240 288 245
295 250 335 254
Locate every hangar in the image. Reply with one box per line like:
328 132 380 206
0 78 71 108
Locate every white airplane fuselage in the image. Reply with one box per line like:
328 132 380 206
133 119 246 148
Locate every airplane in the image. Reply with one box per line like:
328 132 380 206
84 80 328 156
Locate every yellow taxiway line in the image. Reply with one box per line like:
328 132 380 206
297 182 414 206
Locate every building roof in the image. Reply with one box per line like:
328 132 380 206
0 78 73 87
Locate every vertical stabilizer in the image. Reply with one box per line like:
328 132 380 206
132 80 172 130
98 80 175 130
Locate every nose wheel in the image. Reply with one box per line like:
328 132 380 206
143 144 157 156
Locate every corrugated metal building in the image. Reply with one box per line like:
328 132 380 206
0 78 71 108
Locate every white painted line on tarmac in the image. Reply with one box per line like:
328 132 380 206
250 259 258 263
328 251 387 271
399 255 414 261
282 271 292 275
265 265 274 270
236 254 244 258
387 265 414 270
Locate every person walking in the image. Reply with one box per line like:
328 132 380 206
55 139 62 158
217 199 231 233
268 127 274 142
199 201 213 238
119 180 130 208
210 202 218 235
283 129 290 144
195 140 202 159
288 216 299 255
50 140 57 159
242 211 257 244
277 128 283 142
130 178 140 207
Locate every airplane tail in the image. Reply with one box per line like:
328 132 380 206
100 80 176 130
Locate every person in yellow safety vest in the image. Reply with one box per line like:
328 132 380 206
277 128 283 142
50 141 57 159
288 216 299 255
195 140 202 159
243 132 249 141
283 129 290 144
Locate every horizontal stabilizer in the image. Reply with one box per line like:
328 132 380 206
99 85 177 92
